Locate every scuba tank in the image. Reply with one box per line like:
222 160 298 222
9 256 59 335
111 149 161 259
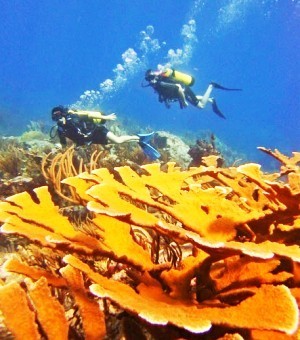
163 68 195 86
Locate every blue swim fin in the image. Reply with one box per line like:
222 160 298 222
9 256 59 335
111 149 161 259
137 132 155 144
139 141 161 160
137 132 161 160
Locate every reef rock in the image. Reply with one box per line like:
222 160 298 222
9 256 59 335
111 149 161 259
155 130 192 167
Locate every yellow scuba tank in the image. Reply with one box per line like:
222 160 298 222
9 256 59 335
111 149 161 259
69 110 103 124
163 68 195 86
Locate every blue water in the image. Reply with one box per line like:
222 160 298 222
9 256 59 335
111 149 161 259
0 0 299 168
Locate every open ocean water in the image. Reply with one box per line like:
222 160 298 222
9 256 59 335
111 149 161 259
0 0 299 169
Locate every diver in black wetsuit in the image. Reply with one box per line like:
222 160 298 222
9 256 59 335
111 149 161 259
144 69 242 119
51 106 161 159
51 106 140 147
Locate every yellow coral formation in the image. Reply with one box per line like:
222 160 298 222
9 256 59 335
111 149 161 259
27 277 69 340
0 148 300 338
60 265 106 339
0 283 40 339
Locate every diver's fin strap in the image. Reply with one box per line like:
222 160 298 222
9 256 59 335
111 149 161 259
211 82 242 91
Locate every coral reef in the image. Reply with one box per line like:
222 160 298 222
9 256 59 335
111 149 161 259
182 129 247 168
188 133 224 167
19 121 49 143
0 147 299 338
0 137 53 199
155 130 192 167
0 119 55 198
0 127 196 199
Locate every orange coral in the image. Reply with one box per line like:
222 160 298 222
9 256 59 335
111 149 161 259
60 265 106 339
0 148 299 338
210 256 293 292
65 254 298 334
27 277 69 340
41 145 106 203
4 258 67 287
0 283 40 339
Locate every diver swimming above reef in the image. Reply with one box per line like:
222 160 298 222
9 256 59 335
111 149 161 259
143 68 242 119
51 106 160 160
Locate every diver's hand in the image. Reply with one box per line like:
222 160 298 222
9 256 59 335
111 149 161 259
105 113 117 121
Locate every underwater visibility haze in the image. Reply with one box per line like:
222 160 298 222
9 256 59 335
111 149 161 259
0 0 299 168
2 2 300 338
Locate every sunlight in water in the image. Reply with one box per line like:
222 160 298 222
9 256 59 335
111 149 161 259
217 0 255 28
71 0 293 109
71 25 162 109
71 19 198 109
214 0 297 33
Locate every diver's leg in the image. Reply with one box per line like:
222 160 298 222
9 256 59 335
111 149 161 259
196 84 214 109
176 84 188 107
185 86 199 106
106 131 139 144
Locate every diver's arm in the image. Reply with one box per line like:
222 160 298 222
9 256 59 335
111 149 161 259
68 110 116 121
99 113 116 121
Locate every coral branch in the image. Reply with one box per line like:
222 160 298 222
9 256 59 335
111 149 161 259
0 283 40 339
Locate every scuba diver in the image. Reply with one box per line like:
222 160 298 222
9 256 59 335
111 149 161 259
143 68 242 119
51 106 160 160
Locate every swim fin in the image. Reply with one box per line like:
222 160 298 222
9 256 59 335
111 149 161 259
211 99 226 119
139 141 161 160
137 132 155 144
211 82 242 91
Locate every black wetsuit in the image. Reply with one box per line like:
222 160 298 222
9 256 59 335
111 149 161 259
57 113 109 146
149 76 199 108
